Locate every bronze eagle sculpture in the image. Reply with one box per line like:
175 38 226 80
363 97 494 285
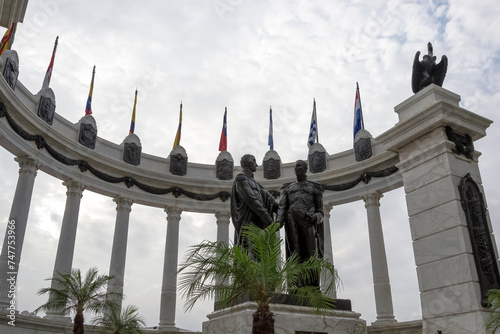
412 42 448 93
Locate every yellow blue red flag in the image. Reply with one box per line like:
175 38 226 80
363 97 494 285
173 102 182 148
85 66 96 115
0 23 17 56
129 89 138 135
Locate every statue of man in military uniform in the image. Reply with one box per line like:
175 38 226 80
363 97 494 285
277 159 324 287
231 154 278 259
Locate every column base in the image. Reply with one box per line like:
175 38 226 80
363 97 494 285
204 301 366 334
157 323 180 332
372 317 397 324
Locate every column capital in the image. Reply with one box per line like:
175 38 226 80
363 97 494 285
62 180 85 198
165 206 182 222
15 156 41 175
361 192 383 208
215 211 231 225
113 196 133 212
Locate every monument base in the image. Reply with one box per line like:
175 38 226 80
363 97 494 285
203 301 367 334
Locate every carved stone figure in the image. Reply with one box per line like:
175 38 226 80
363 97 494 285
170 154 187 176
459 174 500 305
169 145 188 176
277 160 324 288
216 159 233 180
78 123 97 149
230 154 278 258
412 42 448 93
123 142 141 166
309 151 326 174
354 129 373 162
263 150 281 179
3 57 18 90
445 126 474 159
37 95 56 125
264 158 280 179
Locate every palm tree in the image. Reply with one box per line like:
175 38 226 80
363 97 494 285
487 289 500 333
178 222 339 334
36 267 120 334
92 304 146 334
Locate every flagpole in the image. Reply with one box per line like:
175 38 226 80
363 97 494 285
268 106 273 151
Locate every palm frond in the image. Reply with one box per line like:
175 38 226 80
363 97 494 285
486 289 500 333
178 222 340 317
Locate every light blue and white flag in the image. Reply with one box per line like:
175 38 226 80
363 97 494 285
307 99 318 148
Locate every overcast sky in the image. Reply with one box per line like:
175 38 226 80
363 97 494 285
1 0 500 331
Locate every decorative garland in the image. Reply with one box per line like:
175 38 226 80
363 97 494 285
0 101 398 201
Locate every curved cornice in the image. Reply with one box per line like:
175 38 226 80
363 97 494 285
0 72 403 213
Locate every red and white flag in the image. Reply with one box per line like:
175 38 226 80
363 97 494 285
42 36 58 90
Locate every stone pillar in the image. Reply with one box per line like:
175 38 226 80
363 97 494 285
214 211 230 305
158 206 182 331
106 196 133 309
215 211 230 244
321 204 337 298
379 84 496 333
45 180 85 318
0 157 40 309
361 192 396 323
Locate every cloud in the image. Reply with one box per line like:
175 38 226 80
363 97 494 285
0 0 499 331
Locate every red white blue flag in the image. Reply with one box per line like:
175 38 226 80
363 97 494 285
42 36 58 90
353 82 364 141
219 107 227 151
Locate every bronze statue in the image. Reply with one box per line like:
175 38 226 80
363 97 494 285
411 42 448 93
230 154 277 257
277 160 324 288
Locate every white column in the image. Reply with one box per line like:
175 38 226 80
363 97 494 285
361 192 396 323
45 180 85 318
0 157 40 309
214 212 230 305
321 203 337 299
106 196 133 309
215 211 230 244
158 206 182 331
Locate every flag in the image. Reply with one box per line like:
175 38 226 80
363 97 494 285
42 36 58 90
0 23 17 56
129 89 138 135
173 102 182 148
85 66 96 115
353 82 364 141
307 99 318 148
219 107 227 151
268 106 274 150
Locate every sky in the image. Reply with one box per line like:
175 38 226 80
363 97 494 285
0 0 500 331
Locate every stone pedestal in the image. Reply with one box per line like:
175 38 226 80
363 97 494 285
379 84 497 333
203 302 367 334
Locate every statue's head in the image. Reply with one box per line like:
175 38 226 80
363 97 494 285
241 154 257 172
294 160 308 176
